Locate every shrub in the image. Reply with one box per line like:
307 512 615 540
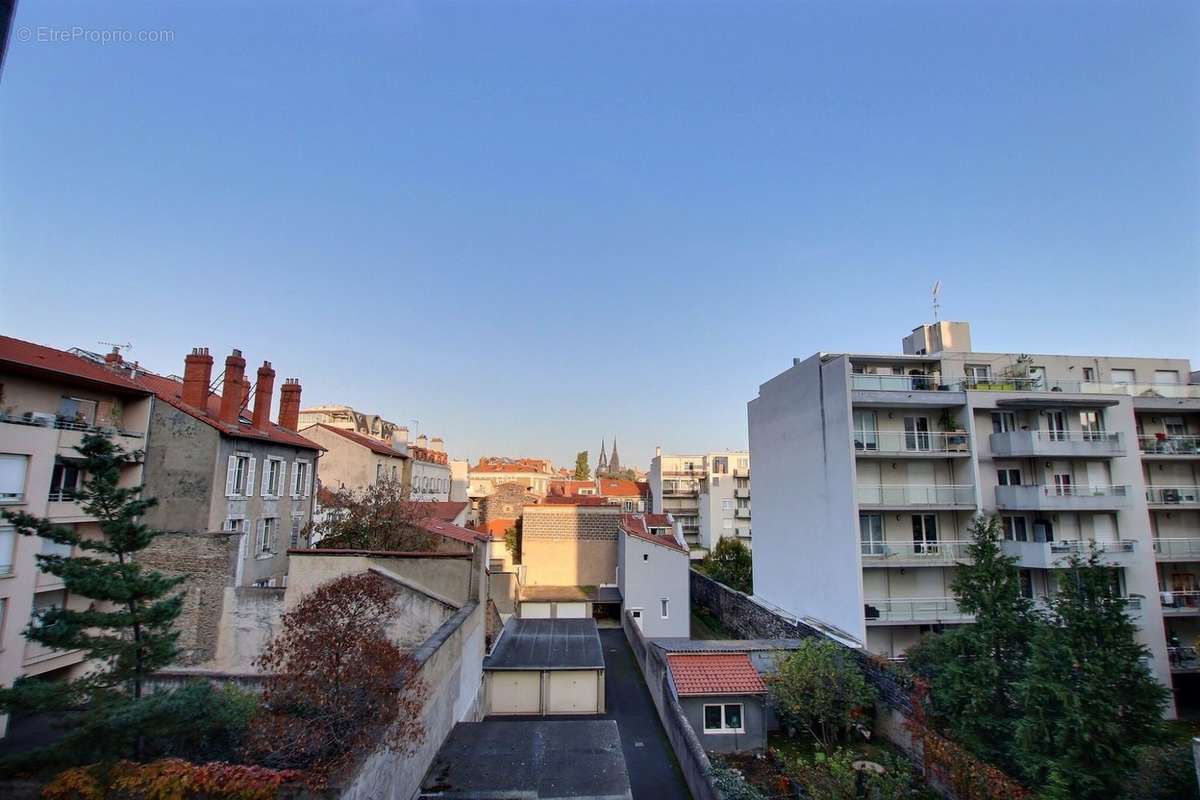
42 758 303 800
1122 742 1200 800
706 763 767 800
770 639 876 753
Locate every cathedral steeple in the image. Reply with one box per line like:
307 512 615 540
608 437 621 474
597 438 608 476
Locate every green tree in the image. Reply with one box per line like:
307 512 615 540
503 519 522 563
906 515 1035 774
770 639 876 752
1014 547 1168 799
573 451 590 480
700 537 753 594
0 432 186 765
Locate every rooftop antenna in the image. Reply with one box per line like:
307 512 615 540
99 340 132 356
931 281 941 323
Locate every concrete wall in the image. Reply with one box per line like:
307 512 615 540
678 694 767 754
749 353 864 639
287 551 475 608
209 586 285 672
618 533 690 638
521 506 622 586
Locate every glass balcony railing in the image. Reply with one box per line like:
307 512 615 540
854 431 970 454
956 378 1200 398
851 374 946 392
1139 435 1200 456
856 485 975 506
861 539 973 562
1154 539 1200 559
864 597 971 623
1146 486 1200 505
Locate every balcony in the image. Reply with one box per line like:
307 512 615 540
734 488 750 499
734 507 751 519
861 539 973 566
864 597 972 625
989 430 1124 459
854 431 971 457
1139 435 1200 459
856 484 975 510
1146 486 1200 508
994 484 1129 512
1154 538 1200 561
733 468 750 478
959 378 1200 398
1160 591 1200 616
735 527 751 539
851 374 967 409
852 373 945 392
1001 538 1137 569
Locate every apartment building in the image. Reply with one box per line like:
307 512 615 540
748 320 1196 713
0 336 155 736
299 423 409 490
649 449 751 554
468 458 558 499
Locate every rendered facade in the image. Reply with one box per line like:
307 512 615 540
748 321 1197 714
649 449 751 554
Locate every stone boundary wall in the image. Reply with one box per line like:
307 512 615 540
622 611 720 800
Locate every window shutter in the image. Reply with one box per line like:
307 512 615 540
291 463 301 498
225 456 238 497
257 519 266 552
305 465 313 497
279 461 289 499
261 459 271 496
245 458 256 497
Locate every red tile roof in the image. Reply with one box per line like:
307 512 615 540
419 517 489 546
130 371 320 451
471 462 545 473
475 518 515 539
620 513 687 553
597 478 642 497
307 423 407 458
424 501 468 523
667 653 766 696
548 479 598 496
0 336 151 395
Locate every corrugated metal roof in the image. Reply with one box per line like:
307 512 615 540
484 618 604 671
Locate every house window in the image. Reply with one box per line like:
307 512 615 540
57 396 97 428
643 553 649 562
1002 516 1028 542
0 454 29 503
965 364 992 386
391 465 398 481
0 526 16 576
997 468 1022 486
226 454 254 497
703 703 745 734
292 460 310 497
31 589 67 626
377 463 384 484
1165 416 1187 436
860 513 884 555
722 519 733 530
1111 369 1136 385
225 517 246 534
257 518 278 557
1082 367 1096 382
722 499 734 511
49 459 82 502
991 412 1017 434
1078 411 1104 439
264 458 284 497
912 514 938 553
1053 474 1072 495
853 410 878 450
1155 370 1180 385
40 535 73 566
660 598 669 618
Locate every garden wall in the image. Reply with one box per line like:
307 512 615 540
623 611 720 800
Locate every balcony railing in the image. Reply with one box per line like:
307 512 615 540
864 597 971 623
47 490 76 502
861 539 973 562
0 412 145 439
734 488 750 499
1160 591 1200 612
1154 538 1200 560
854 431 970 455
1146 486 1200 506
734 507 751 518
1004 538 1136 568
1139 435 1200 456
856 485 975 507
851 374 946 392
957 378 1200 398
990 429 1124 458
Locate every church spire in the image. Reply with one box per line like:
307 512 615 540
608 437 621 474
597 438 608 476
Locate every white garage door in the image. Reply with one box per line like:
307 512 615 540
547 670 599 714
489 671 541 714
521 602 552 619
555 602 587 618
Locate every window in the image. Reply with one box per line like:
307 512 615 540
853 410 878 450
1082 367 1096 382
1111 369 1136 385
660 598 669 618
292 460 310 498
722 499 734 511
912 514 938 553
264 458 284 497
0 526 15 576
1053 474 1072 495
965 364 992 386
0 454 28 503
290 516 302 549
391 465 398 481
40 535 73 567
1019 569 1034 599
1078 410 1104 439
712 477 720 487
49 460 82 501
703 703 745 733
376 463 384 484
1155 370 1180 385
31 589 67 626
997 468 1022 486
860 513 884 555
1002 516 1028 542
1165 416 1187 437
226 454 254 497
643 553 649 562
904 417 931 451
991 412 1017 434
57 396 97 428
225 517 246 534
257 518 278 557
722 519 733 530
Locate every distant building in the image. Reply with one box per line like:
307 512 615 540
469 457 557 499
618 513 690 637
300 423 408 491
649 449 751 555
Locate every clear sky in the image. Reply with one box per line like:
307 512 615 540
2 1 1197 470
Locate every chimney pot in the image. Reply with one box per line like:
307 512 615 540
182 347 214 409
218 351 247 424
278 378 302 431
252 361 276 430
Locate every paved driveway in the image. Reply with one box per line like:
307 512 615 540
598 628 692 800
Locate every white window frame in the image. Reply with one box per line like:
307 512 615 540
703 702 745 734
0 454 29 504
292 458 312 498
225 516 246 534
0 525 16 577
226 452 254 498
263 457 284 498
660 597 669 619
256 518 278 558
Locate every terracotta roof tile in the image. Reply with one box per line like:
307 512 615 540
620 513 686 554
667 653 766 696
597 478 641 497
307 423 408 458
425 501 468 522
419 517 489 546
0 336 151 395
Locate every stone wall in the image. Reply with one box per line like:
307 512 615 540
690 569 914 714
137 531 236 665
521 505 622 586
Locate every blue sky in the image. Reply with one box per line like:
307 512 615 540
2 1 1197 470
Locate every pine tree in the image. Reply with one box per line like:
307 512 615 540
0 432 184 761
1014 546 1167 799
906 515 1034 774
573 451 590 480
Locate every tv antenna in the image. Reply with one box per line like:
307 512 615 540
931 281 941 322
99 340 132 356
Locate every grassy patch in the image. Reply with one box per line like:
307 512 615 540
690 606 732 640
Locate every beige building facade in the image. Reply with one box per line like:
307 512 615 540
520 504 622 587
650 449 751 554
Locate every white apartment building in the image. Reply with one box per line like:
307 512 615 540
649 449 751 556
749 320 1198 715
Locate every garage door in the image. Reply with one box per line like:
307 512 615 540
489 671 541 714
555 602 587 618
547 670 599 714
521 602 552 618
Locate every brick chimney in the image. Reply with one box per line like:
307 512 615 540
252 361 276 430
182 348 213 409
241 376 251 415
218 350 247 424
278 379 302 431
104 347 123 367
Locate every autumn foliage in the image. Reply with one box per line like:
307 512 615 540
41 759 303 800
246 572 427 777
313 480 440 551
